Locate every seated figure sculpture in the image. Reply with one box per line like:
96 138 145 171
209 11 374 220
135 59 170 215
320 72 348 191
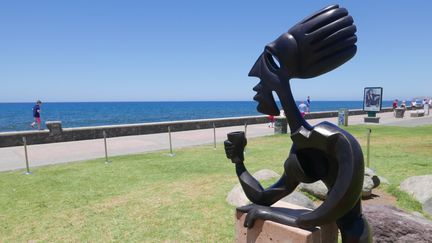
224 5 372 243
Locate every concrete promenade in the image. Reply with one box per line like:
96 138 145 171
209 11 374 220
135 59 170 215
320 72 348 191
1 111 431 172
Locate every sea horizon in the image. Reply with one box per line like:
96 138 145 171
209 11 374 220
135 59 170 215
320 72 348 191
0 99 370 103
0 100 394 132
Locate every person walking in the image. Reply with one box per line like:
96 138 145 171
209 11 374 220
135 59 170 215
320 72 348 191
268 115 275 128
411 99 416 109
401 100 407 109
30 100 42 130
392 99 398 110
298 101 308 117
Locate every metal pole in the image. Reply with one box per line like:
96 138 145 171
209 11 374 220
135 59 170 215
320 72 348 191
168 126 174 156
103 131 110 163
22 137 31 175
366 128 371 168
213 123 216 149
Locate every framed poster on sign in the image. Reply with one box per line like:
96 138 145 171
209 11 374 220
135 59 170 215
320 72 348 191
363 87 383 112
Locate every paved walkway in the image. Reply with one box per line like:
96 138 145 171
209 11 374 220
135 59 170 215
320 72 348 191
1 111 431 172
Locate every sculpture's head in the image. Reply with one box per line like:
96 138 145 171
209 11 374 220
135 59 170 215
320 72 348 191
249 4 357 115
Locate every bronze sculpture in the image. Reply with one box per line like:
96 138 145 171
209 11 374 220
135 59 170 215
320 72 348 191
225 5 372 243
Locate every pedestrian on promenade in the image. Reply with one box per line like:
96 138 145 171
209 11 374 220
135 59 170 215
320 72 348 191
401 100 407 109
279 109 285 117
392 99 398 110
306 96 311 113
411 99 416 109
31 100 42 130
268 115 275 128
298 101 307 118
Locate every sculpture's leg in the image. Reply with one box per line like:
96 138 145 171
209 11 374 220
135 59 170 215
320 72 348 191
336 200 372 243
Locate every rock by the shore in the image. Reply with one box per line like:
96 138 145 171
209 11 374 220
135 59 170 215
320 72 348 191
226 184 249 207
252 169 280 181
400 175 432 203
226 169 281 207
298 181 327 200
298 174 377 200
423 197 432 216
280 191 316 210
364 167 380 188
363 204 432 242
362 176 375 198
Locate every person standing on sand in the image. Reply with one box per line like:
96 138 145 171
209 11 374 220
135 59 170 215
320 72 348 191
31 100 42 130
306 96 311 113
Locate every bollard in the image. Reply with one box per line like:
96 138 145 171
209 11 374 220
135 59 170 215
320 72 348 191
22 137 32 175
366 128 371 168
213 123 216 149
168 126 175 156
103 131 110 163
244 123 248 154
274 117 288 134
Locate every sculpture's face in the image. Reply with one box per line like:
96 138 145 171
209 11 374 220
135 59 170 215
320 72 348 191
248 33 298 116
249 54 281 116
248 5 357 116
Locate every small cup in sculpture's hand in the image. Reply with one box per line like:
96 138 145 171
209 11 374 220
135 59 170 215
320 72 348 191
225 131 247 164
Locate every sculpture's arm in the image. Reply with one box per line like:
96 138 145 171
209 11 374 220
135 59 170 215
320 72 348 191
225 139 299 206
235 162 297 206
234 150 317 229
237 204 302 229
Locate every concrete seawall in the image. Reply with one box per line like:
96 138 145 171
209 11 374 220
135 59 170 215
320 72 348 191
0 108 393 148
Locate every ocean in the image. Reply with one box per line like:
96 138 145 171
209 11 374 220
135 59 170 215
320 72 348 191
0 101 393 132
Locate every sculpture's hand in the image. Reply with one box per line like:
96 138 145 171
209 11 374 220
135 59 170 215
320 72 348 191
237 204 273 228
263 4 357 79
238 204 299 229
224 139 246 164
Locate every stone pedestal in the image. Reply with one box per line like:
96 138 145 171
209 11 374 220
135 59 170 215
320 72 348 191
235 201 338 243
274 117 288 134
410 111 424 117
45 121 63 136
364 117 380 123
394 108 405 118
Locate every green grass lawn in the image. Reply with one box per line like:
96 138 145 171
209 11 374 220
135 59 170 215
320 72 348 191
0 125 431 242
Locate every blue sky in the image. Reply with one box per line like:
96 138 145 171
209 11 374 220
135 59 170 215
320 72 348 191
1 1 431 102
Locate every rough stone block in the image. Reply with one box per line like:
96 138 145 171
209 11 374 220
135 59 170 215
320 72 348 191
274 117 288 134
364 117 380 123
410 111 424 117
45 121 63 136
394 108 405 118
235 201 338 243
